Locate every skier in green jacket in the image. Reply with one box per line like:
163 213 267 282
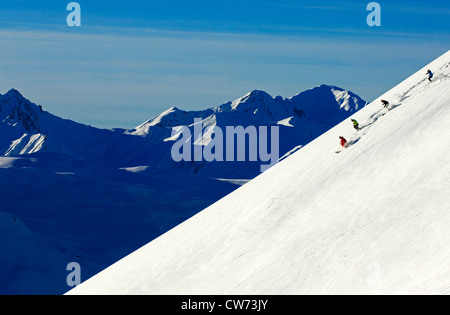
351 119 360 131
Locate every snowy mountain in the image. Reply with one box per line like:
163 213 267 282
131 85 362 134
0 89 44 155
125 85 365 178
0 89 126 162
69 51 450 295
1 85 365 179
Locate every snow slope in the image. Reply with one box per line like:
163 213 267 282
69 50 450 295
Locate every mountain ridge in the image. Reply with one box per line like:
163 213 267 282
1 85 366 179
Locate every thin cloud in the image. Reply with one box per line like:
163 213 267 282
0 28 447 128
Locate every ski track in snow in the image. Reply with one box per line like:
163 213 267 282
343 59 450 154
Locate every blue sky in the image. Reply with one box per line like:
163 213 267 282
0 0 449 128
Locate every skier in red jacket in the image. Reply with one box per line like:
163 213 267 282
381 99 389 108
339 136 348 148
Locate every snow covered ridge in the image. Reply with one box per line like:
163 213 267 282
0 89 43 133
165 87 365 173
126 85 365 179
130 86 364 135
0 85 365 179
68 50 450 295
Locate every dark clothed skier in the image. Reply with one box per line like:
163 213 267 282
426 69 434 82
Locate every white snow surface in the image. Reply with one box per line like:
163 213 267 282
69 51 450 295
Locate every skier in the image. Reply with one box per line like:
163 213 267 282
381 99 390 109
351 119 360 131
339 136 348 148
426 69 434 82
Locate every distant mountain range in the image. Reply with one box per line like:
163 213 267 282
0 85 366 179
